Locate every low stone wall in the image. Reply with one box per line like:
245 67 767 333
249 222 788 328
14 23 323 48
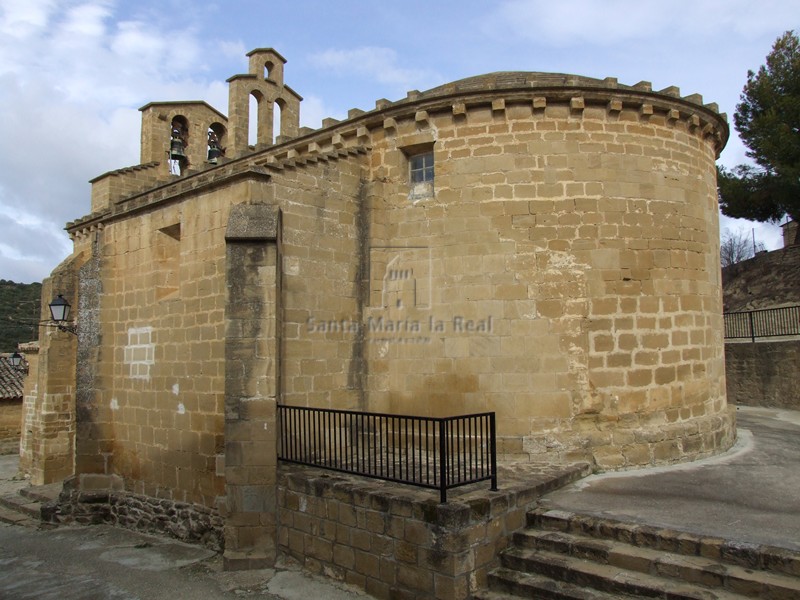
725 340 800 409
276 463 590 600
517 408 737 471
44 474 223 551
0 400 21 455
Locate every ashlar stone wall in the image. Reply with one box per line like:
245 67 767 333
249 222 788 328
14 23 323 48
40 50 736 586
19 258 83 485
57 142 367 565
298 77 732 470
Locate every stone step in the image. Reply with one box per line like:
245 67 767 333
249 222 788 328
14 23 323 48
499 546 748 599
478 567 626 599
528 508 800 578
19 482 61 504
0 504 39 527
514 528 800 599
0 492 42 519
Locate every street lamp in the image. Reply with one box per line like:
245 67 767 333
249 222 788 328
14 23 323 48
8 351 27 374
48 294 77 335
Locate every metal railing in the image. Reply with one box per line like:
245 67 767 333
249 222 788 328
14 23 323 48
277 405 497 503
724 305 800 341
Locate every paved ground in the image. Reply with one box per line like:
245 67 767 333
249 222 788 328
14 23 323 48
0 456 373 599
0 405 797 598
0 521 376 599
539 405 800 550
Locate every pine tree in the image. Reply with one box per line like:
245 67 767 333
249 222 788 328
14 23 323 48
718 31 800 243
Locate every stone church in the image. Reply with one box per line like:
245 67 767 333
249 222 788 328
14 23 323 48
20 47 734 592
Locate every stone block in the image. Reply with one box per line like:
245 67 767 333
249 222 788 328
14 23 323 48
79 473 124 491
354 549 380 578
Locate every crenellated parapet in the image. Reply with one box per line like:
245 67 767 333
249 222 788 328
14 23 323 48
304 71 728 158
80 44 730 233
72 63 729 241
231 70 729 169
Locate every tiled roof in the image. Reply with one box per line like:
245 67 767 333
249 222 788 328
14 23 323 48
0 354 25 400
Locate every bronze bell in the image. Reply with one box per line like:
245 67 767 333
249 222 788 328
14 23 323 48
170 137 186 160
207 146 221 164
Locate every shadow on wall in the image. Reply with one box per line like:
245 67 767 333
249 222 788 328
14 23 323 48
725 340 800 410
385 373 482 418
0 400 22 455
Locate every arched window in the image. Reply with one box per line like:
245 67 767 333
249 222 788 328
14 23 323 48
207 123 226 163
248 92 261 147
169 115 189 174
264 61 274 80
273 99 284 143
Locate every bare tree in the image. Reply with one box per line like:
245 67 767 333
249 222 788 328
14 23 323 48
720 228 766 267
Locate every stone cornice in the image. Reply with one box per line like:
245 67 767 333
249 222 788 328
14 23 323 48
68 71 729 239
246 47 288 63
138 100 228 121
67 147 368 238
225 74 304 101
18 342 39 354
246 80 728 171
88 161 160 184
342 82 729 153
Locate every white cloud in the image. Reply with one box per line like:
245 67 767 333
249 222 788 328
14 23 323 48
0 0 794 284
217 39 248 61
0 0 57 40
720 216 786 252
299 94 346 130
0 0 233 283
61 2 110 38
309 46 440 93
487 0 800 46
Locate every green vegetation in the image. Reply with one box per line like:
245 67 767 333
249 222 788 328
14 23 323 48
0 280 42 352
718 31 800 242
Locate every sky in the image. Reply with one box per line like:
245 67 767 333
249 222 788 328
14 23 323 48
0 0 798 284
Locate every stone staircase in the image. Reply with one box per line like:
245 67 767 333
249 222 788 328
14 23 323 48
476 507 800 599
0 483 60 528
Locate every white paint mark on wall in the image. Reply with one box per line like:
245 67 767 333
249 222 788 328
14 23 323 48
124 326 154 380
110 398 119 411
177 403 186 415
284 255 300 276
172 383 180 395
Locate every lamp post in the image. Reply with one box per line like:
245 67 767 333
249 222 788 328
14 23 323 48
48 294 78 335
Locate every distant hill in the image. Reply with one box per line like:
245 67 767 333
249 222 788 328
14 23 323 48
722 245 800 312
0 280 42 352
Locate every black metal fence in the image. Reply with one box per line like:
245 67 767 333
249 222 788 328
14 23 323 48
277 405 497 503
724 305 800 341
